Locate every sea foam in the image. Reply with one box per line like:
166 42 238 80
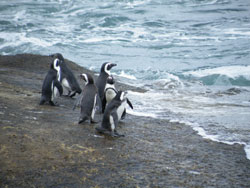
193 126 250 160
114 70 137 80
184 65 250 80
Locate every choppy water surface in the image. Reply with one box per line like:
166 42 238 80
1 0 250 159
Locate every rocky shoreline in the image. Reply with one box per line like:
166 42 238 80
0 54 249 187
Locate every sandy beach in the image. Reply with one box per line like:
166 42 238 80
0 54 249 187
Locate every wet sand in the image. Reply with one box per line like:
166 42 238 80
0 54 249 187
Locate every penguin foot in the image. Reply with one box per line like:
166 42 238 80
78 120 85 124
39 100 45 105
95 127 110 134
49 101 56 106
113 131 125 137
39 97 46 105
90 119 98 124
95 127 124 137
78 116 88 124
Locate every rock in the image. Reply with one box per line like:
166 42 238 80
0 54 249 187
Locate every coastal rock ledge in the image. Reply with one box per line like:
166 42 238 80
0 54 249 187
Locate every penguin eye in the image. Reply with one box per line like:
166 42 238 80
105 63 110 71
107 64 112 70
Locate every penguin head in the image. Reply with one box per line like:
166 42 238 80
107 75 115 85
50 53 64 61
51 58 61 70
51 58 62 81
80 73 94 85
101 62 117 75
115 91 127 101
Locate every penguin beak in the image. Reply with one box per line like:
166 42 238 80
109 63 117 69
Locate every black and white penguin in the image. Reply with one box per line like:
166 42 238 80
50 53 82 98
40 58 63 106
104 75 117 105
104 75 133 120
76 73 98 124
95 91 128 137
96 62 117 113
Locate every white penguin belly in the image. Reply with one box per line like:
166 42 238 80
62 78 71 91
117 101 126 121
105 83 117 104
106 89 116 104
54 87 59 97
51 81 59 101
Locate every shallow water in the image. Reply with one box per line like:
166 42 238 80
0 0 250 159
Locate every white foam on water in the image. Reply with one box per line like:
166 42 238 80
119 71 137 80
127 109 157 118
183 65 250 80
169 119 250 160
113 70 137 80
0 32 55 49
13 9 27 22
83 37 106 43
224 28 250 36
124 0 151 8
127 87 250 161
151 73 184 89
126 91 165 118
111 24 150 42
82 36 126 43
193 126 250 160
127 89 250 160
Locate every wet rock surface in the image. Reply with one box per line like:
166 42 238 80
0 54 249 187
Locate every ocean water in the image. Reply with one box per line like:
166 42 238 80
1 0 250 159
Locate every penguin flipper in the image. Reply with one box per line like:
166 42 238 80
127 98 133 109
96 94 103 113
121 109 126 120
102 97 107 113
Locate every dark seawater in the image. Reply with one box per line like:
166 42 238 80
0 0 250 159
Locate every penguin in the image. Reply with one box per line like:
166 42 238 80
104 75 133 120
75 73 98 124
40 58 63 106
95 91 128 137
104 75 117 105
50 53 82 98
95 62 117 113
